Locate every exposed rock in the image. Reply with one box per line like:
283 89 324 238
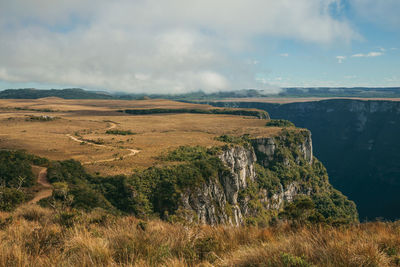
181 131 316 226
253 130 313 167
298 131 313 164
252 138 275 167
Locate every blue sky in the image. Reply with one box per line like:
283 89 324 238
252 1 400 88
0 0 399 93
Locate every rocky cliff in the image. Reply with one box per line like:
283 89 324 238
207 99 400 221
179 129 356 226
43 126 358 226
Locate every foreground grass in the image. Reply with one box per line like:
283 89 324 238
0 205 399 266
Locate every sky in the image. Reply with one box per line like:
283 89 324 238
0 0 399 94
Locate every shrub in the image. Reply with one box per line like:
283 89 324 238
0 150 35 187
266 119 295 127
281 253 311 267
0 187 26 211
25 115 59 121
105 129 136 135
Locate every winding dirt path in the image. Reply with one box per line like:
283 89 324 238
107 122 117 130
28 167 52 204
66 121 140 165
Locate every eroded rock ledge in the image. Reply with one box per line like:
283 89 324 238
179 129 351 226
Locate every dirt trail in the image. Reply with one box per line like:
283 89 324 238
107 122 117 130
28 167 52 204
66 121 140 165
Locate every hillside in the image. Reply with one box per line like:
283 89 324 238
207 99 400 221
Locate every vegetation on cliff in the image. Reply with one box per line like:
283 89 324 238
1 126 357 227
45 146 228 220
38 129 356 226
265 119 295 127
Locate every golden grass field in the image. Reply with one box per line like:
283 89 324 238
1 205 400 267
0 98 281 175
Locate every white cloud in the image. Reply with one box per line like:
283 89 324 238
280 53 289 57
0 0 359 93
336 56 346 63
351 52 383 58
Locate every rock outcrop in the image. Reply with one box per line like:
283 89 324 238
181 130 321 226
181 146 257 226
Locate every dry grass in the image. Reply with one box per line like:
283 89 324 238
0 205 399 266
0 98 223 112
0 99 282 175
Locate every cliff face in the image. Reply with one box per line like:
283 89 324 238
180 129 355 226
208 99 400 221
180 146 256 225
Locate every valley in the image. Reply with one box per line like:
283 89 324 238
207 98 400 221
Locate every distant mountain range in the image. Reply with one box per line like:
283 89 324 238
0 88 113 99
1 87 400 100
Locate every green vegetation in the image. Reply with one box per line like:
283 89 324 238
25 115 59 121
46 146 229 220
161 145 219 161
266 119 295 127
257 129 357 225
121 108 270 119
0 150 48 211
105 129 136 135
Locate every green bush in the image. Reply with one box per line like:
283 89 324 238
0 150 36 187
266 119 295 127
0 187 26 211
25 115 59 121
281 252 311 267
105 129 136 135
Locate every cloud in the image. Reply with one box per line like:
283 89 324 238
0 0 359 93
336 56 346 63
280 53 289 57
349 0 400 30
351 52 383 58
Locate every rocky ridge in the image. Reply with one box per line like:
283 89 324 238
180 129 345 226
